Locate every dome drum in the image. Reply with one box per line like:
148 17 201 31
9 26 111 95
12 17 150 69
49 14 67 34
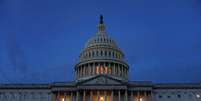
79 47 125 62
75 61 128 82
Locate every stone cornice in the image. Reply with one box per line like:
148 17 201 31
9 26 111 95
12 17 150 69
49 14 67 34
0 84 50 89
77 85 127 90
1 82 201 90
154 83 201 89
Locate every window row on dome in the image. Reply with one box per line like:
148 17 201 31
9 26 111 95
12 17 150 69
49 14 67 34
93 37 113 43
80 49 123 60
76 62 128 80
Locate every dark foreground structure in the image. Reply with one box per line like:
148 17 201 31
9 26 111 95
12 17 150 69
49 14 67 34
0 16 201 101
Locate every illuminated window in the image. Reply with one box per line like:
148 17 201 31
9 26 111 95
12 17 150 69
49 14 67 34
105 67 108 74
96 66 99 74
108 68 112 74
100 66 104 74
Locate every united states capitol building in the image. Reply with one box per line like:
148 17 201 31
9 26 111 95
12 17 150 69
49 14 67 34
0 16 201 101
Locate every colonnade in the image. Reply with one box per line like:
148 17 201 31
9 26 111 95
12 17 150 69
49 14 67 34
80 49 123 61
54 90 153 101
76 62 128 80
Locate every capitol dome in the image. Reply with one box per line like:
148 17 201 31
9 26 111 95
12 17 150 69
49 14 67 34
84 31 118 49
75 15 128 82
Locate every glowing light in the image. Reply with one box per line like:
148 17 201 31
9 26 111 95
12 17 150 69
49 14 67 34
105 67 108 74
96 66 99 74
100 96 104 101
61 98 64 101
139 97 142 101
196 94 200 98
100 66 104 74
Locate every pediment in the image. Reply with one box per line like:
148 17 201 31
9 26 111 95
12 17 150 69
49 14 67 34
79 75 124 85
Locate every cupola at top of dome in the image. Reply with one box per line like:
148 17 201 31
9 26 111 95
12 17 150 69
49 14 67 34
85 15 118 49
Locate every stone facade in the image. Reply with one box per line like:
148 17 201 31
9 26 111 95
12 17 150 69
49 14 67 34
0 84 51 101
0 15 201 101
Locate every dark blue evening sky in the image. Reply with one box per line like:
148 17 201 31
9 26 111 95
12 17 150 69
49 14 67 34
0 0 201 83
